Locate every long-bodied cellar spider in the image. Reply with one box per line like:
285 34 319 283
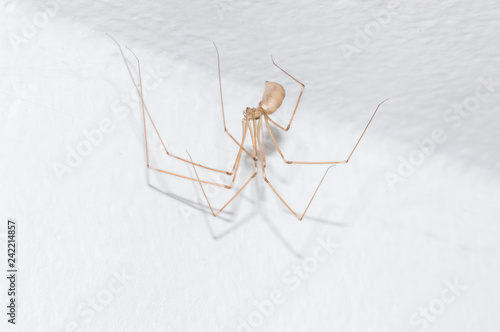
109 36 388 220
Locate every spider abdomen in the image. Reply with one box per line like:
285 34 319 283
259 81 285 114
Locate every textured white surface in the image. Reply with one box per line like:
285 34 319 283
1 0 500 331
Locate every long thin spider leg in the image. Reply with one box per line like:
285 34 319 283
108 35 245 188
257 118 266 167
188 118 248 189
225 118 249 186
125 44 149 167
187 118 258 217
107 34 243 177
264 56 305 131
247 115 257 157
213 42 256 160
264 99 389 165
255 117 334 220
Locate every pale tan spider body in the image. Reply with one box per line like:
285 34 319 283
244 81 286 119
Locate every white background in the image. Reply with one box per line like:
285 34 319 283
1 0 499 331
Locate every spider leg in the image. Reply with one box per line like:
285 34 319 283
188 118 249 189
213 42 256 160
150 117 249 189
188 118 258 217
108 34 244 184
264 99 388 165
257 118 266 168
265 56 305 131
255 118 333 220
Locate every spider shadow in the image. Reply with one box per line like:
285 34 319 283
256 179 349 258
192 168 348 258
187 165 258 240
145 165 235 223
143 136 347 258
282 209 349 228
261 124 283 157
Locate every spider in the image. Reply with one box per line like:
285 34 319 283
109 35 388 220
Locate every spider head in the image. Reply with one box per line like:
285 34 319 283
243 107 263 120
